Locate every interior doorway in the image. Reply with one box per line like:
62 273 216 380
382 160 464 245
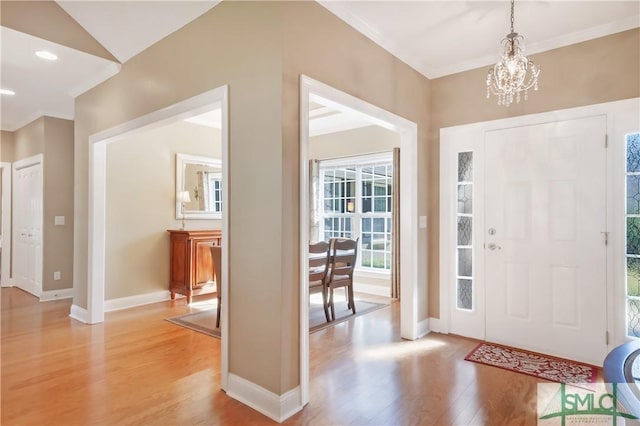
85 86 229 390
299 76 419 405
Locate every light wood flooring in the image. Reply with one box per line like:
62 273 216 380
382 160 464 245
2 287 545 425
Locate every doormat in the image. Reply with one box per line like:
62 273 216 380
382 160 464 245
465 342 600 390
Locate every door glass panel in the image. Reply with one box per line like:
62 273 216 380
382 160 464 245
457 279 473 310
627 217 640 255
458 184 473 214
628 298 640 338
627 133 640 173
457 217 472 246
628 176 640 215
458 151 473 182
457 248 472 277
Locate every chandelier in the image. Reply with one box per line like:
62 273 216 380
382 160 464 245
486 0 540 106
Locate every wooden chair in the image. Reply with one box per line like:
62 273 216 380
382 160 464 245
327 238 359 321
210 245 222 328
309 241 331 323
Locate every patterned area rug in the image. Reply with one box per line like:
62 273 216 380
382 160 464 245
308 299 387 333
166 308 221 338
465 342 600 388
166 297 387 338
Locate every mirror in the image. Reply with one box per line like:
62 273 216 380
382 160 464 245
176 153 222 220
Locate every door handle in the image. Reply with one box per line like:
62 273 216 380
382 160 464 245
487 243 502 250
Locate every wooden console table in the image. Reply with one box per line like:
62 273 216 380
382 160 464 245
167 229 222 303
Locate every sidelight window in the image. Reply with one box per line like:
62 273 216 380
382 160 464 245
456 152 473 311
626 132 640 337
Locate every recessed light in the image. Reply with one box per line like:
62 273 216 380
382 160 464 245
35 50 58 61
0 89 16 96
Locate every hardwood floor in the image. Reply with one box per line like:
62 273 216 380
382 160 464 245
2 288 543 425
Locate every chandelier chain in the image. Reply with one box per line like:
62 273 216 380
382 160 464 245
510 0 515 34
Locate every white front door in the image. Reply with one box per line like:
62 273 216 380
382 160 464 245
12 158 43 297
484 116 607 364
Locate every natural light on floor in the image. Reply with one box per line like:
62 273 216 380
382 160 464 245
188 298 218 312
355 338 448 361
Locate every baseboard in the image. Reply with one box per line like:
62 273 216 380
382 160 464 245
104 290 172 312
353 283 390 297
69 304 89 324
417 317 431 339
13 282 41 298
226 373 302 423
40 288 73 302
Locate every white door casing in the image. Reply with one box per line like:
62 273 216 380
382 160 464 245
484 116 607 365
1 162 12 287
12 155 43 297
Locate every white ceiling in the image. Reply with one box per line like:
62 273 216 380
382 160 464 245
1 1 638 132
56 1 221 63
319 1 640 78
0 27 120 132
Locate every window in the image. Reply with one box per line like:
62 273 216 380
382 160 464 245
456 151 473 311
206 173 222 213
360 164 392 270
319 157 392 271
626 132 640 337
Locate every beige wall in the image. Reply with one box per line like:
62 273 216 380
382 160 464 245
74 1 284 394
0 131 15 163
13 117 45 161
74 0 431 397
105 121 220 300
309 125 400 160
42 117 74 291
428 28 640 317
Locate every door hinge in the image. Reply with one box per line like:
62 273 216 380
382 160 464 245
606 331 610 345
602 231 609 246
605 134 609 148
